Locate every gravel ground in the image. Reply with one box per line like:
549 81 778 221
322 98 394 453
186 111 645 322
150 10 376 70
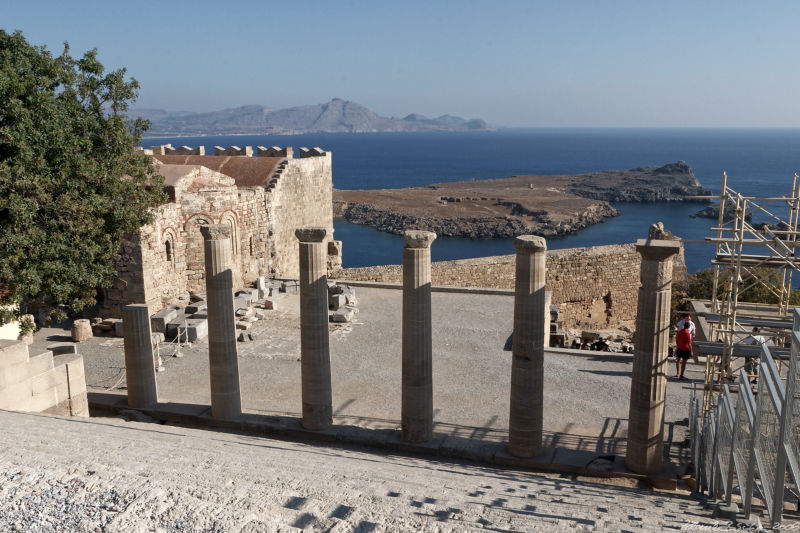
0 410 722 532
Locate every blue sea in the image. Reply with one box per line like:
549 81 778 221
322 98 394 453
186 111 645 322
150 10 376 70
144 129 800 273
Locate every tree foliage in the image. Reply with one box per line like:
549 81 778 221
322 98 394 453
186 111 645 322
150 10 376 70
675 266 800 312
0 30 165 323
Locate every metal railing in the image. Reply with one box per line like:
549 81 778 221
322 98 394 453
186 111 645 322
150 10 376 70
690 308 800 527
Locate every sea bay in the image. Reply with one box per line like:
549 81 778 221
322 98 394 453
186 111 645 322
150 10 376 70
144 128 800 273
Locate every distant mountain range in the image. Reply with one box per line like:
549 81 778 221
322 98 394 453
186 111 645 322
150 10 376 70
135 99 491 136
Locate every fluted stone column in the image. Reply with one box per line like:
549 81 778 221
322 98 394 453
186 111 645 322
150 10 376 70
296 227 332 430
508 235 547 457
123 304 158 409
202 224 242 419
626 238 681 474
401 230 437 442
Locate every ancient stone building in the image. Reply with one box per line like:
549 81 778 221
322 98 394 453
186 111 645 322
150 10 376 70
102 146 340 317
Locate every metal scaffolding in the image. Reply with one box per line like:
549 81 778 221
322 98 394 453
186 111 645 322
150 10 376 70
695 171 800 413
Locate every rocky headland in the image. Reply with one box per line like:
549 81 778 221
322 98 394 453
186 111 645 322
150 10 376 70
137 98 490 136
333 161 709 238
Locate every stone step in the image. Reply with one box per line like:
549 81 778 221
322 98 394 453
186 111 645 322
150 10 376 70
0 410 723 530
0 351 54 390
0 339 29 369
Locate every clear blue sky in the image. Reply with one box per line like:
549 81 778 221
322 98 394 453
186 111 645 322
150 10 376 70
3 0 799 127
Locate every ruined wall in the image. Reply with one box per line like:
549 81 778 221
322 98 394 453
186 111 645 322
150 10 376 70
333 242 686 328
103 149 335 316
102 232 148 317
138 202 187 314
268 153 334 277
235 188 270 284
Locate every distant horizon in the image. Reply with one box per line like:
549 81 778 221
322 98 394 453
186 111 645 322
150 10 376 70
140 124 800 140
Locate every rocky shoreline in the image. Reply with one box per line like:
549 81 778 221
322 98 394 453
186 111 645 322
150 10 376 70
333 161 708 239
333 200 619 238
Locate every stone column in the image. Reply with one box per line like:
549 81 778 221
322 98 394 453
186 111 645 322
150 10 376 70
296 227 332 430
508 235 547 457
626 238 681 474
123 304 158 409
402 230 437 442
202 224 242 419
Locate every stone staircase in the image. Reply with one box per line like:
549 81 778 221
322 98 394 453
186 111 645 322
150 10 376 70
265 158 288 192
0 410 725 532
0 339 88 416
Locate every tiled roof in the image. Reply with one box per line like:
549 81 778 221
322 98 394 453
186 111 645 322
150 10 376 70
153 155 282 187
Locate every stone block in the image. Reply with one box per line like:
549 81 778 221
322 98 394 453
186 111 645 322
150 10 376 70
0 340 29 368
28 383 61 413
237 288 259 303
329 294 347 310
236 321 252 331
244 316 258 323
185 301 207 314
263 298 279 310
254 310 266 320
184 319 208 342
0 380 33 411
280 281 299 295
24 352 55 379
114 320 124 337
151 305 181 333
30 365 68 398
330 309 354 323
236 307 254 318
165 314 190 341
151 332 165 345
234 296 250 310
237 332 251 342
1 354 51 390
71 319 93 342
328 282 344 295
166 317 207 343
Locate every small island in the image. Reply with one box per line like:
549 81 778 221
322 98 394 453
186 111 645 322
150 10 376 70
333 161 709 238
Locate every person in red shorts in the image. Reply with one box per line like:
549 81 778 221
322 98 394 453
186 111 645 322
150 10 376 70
675 322 692 380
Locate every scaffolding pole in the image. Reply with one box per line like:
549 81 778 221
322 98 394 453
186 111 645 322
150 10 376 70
694 172 800 414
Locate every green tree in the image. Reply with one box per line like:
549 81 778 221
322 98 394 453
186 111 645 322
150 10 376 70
0 30 165 325
677 266 800 309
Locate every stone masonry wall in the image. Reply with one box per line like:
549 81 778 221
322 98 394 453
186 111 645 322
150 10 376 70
268 153 334 277
102 151 334 317
333 242 686 328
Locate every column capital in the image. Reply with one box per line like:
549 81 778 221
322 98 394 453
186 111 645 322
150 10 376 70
404 230 436 249
514 235 546 253
635 239 681 260
295 227 327 243
123 303 149 313
200 224 231 241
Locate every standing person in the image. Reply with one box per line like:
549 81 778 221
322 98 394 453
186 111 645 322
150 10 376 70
742 327 766 384
675 322 692 380
676 313 696 339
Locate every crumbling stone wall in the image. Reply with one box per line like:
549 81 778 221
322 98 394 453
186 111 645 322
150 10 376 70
102 150 335 317
333 242 686 328
268 153 334 276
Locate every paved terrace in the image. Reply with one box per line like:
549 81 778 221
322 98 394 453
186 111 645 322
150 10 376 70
32 287 700 480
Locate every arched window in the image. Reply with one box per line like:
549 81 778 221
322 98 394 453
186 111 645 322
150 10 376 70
165 239 173 263
220 213 238 256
